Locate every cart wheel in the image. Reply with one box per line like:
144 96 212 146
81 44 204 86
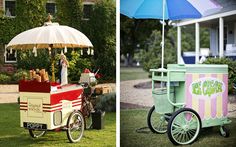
66 111 85 143
220 126 229 137
147 105 168 133
167 108 201 145
29 129 46 138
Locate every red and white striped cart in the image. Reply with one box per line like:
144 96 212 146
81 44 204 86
19 80 85 143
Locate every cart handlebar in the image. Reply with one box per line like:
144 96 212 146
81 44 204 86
150 68 185 107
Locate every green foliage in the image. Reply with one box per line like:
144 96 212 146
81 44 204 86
56 0 83 30
95 93 116 112
0 0 47 44
0 73 11 83
15 0 47 32
12 69 29 82
86 0 116 81
204 57 236 94
0 18 17 44
120 15 161 58
138 29 177 71
180 26 210 52
94 36 116 82
66 50 92 82
17 49 51 71
138 26 210 72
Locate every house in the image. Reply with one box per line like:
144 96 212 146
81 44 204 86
176 0 236 64
0 0 95 73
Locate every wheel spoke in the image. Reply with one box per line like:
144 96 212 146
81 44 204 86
172 128 182 135
187 131 194 140
172 123 181 129
173 130 182 141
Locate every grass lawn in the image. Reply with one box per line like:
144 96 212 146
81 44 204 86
121 109 236 147
120 67 149 81
0 103 116 147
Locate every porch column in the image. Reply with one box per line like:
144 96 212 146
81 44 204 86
177 26 181 64
195 22 200 64
219 17 224 58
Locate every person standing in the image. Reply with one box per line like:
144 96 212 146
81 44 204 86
60 54 69 85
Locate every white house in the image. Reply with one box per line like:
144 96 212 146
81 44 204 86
176 0 236 64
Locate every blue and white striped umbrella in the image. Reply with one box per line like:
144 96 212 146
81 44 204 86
121 0 222 68
121 0 222 20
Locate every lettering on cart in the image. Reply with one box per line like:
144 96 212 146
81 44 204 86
24 122 46 129
190 77 225 98
61 100 72 109
28 103 42 113
27 123 43 129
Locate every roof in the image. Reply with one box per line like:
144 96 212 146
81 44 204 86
177 0 236 26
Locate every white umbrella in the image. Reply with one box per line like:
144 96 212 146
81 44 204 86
7 22 93 49
7 18 93 82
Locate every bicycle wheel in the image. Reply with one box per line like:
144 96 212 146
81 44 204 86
147 105 168 133
167 108 201 145
66 111 85 143
29 129 46 138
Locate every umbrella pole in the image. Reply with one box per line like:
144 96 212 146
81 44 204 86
161 0 166 69
50 45 56 82
160 0 166 88
51 56 55 82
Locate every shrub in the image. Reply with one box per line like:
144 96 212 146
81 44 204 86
203 57 236 94
95 93 116 112
0 74 11 83
12 69 29 82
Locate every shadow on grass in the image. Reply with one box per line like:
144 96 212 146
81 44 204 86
121 109 236 147
0 103 116 147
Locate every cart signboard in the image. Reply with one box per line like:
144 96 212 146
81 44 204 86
186 73 228 119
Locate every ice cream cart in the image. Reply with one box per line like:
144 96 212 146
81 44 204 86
148 64 231 145
19 80 89 143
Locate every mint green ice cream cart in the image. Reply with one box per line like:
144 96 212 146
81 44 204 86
147 64 231 145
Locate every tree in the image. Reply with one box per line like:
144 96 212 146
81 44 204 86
86 0 116 81
138 29 177 71
15 0 47 33
120 15 162 66
56 0 83 30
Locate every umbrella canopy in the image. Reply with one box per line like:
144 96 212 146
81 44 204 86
6 21 93 82
7 22 93 50
121 0 222 20
121 0 222 69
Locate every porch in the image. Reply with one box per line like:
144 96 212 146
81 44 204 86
176 10 236 64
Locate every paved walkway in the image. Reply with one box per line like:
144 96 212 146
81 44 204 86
121 79 236 118
120 79 153 107
0 83 116 104
0 85 19 103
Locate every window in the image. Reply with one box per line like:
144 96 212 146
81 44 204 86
4 0 16 17
46 2 56 15
4 45 17 63
83 2 94 20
